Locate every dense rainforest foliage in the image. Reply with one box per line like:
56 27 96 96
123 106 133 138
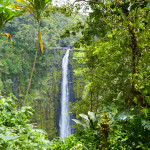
50 0 150 149
0 0 84 141
0 0 150 149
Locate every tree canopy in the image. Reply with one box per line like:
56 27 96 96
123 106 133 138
0 0 150 149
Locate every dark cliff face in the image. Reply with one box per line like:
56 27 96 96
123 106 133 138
11 49 78 139
68 53 76 134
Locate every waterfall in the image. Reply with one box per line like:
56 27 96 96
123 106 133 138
59 49 71 138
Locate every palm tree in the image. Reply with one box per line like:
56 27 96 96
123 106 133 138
15 0 52 106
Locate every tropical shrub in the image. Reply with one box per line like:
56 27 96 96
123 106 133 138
49 135 86 150
70 110 150 150
110 108 150 150
0 94 50 150
73 112 112 150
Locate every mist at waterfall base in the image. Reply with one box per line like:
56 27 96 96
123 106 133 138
59 49 72 138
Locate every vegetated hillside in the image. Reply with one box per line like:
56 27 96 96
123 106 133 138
0 12 85 139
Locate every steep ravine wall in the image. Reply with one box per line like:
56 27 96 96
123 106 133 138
10 49 83 139
31 49 78 139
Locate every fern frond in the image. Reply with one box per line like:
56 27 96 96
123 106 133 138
142 119 150 131
114 108 137 123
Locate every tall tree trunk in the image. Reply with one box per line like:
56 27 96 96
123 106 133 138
129 26 137 93
128 25 144 113
23 21 40 107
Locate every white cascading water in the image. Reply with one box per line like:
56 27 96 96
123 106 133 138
59 49 71 138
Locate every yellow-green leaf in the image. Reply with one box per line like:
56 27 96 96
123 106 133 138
39 32 43 55
13 5 24 9
15 0 35 12
13 6 34 16
16 0 24 2
0 33 12 43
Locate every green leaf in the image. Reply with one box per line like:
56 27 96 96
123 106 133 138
4 0 10 7
0 134 19 142
116 92 123 101
0 0 3 5
10 3 16 8
142 120 150 131
147 3 150 10
113 8 116 12
32 129 46 134
79 114 89 121
0 5 3 13
72 119 87 129
88 111 96 122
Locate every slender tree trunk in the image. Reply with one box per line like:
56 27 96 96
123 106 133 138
90 87 93 112
129 26 137 93
23 21 40 107
90 69 94 112
96 89 99 113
